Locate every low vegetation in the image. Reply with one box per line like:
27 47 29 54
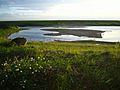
0 26 120 90
10 37 27 46
1 20 120 26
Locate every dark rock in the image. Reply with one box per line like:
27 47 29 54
11 37 27 46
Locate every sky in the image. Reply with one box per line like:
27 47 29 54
0 0 120 20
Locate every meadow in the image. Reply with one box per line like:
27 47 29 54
0 25 120 90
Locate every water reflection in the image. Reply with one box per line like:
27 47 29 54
101 30 120 42
8 26 120 42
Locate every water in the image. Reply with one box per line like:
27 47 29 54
8 26 120 42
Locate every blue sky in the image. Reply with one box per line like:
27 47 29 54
0 0 120 20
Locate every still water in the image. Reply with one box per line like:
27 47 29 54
8 26 120 42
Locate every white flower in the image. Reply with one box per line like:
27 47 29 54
31 57 35 62
2 80 5 82
22 86 25 88
24 80 27 83
5 61 7 63
32 72 34 74
4 63 7 66
31 57 34 60
29 67 32 69
5 75 8 78
39 66 43 69
35 70 37 72
16 68 19 71
38 57 40 59
20 70 23 73
20 59 23 62
50 66 52 69
15 65 18 68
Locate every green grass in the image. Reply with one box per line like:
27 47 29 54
0 26 21 41
0 26 120 90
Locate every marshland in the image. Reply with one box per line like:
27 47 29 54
0 21 120 90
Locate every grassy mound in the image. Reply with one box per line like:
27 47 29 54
10 37 27 46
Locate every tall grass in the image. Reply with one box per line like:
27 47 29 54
0 26 120 90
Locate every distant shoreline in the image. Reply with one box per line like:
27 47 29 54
1 20 120 26
42 29 105 38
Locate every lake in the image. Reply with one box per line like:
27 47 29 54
8 26 120 42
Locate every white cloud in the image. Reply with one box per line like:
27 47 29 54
1 0 120 20
41 0 120 19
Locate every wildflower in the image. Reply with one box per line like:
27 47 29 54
18 64 21 66
13 60 17 64
22 86 25 88
20 70 23 73
32 72 34 74
20 59 23 62
29 67 32 69
38 57 40 59
31 57 35 62
5 61 7 63
35 70 37 72
16 68 19 71
4 63 7 66
15 65 18 68
5 75 8 78
50 66 52 69
39 66 43 69
24 80 27 83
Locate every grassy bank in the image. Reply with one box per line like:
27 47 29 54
0 26 21 41
0 26 120 90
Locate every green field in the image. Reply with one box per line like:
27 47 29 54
0 24 120 90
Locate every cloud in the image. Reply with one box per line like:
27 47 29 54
42 0 120 19
0 0 62 9
0 0 63 16
0 0 120 20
